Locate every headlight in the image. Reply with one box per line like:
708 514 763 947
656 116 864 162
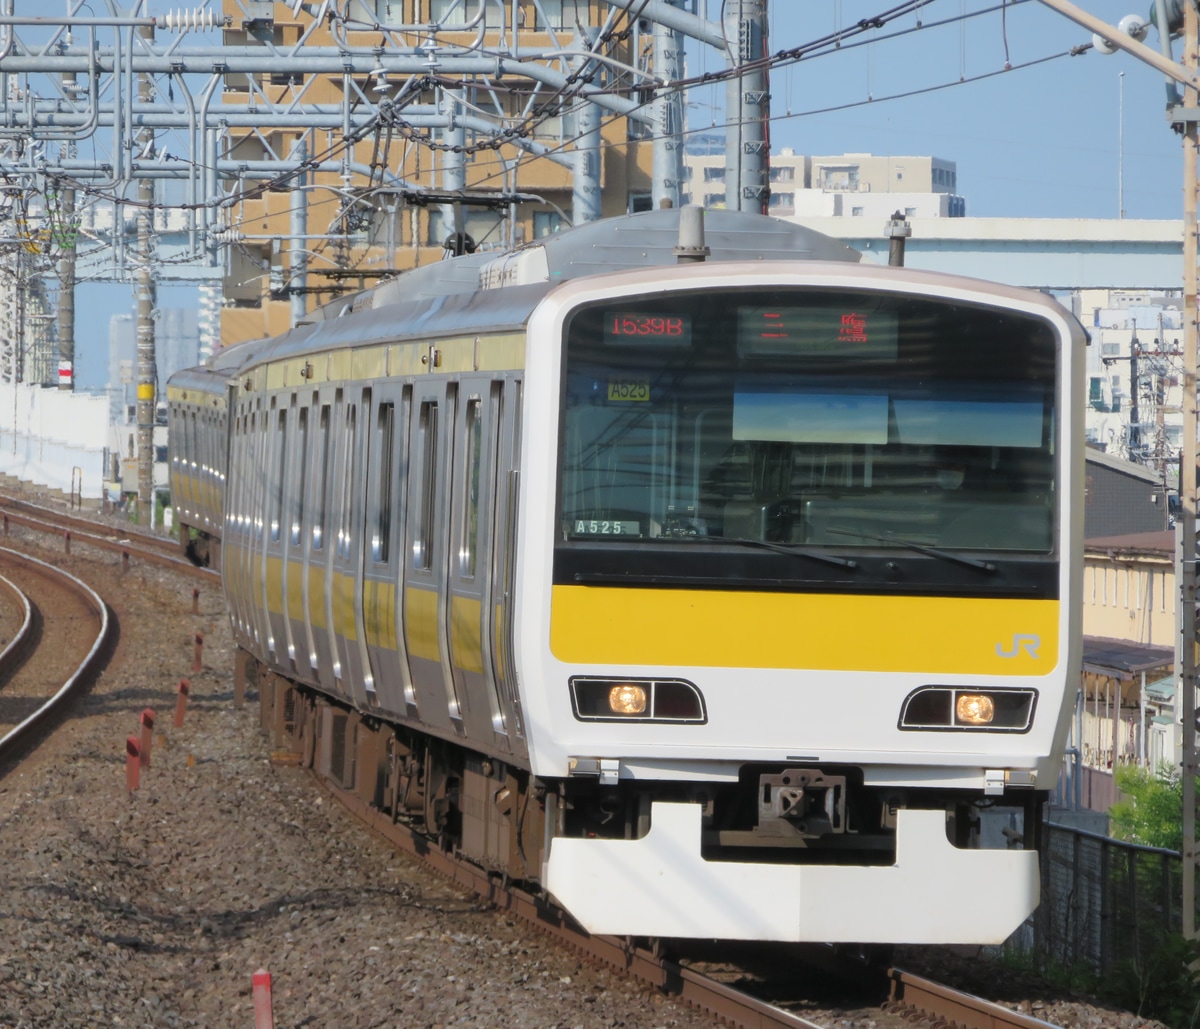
900 686 1036 732
956 693 996 725
609 683 647 715
570 677 706 723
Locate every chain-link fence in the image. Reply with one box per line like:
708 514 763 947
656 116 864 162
1032 820 1182 974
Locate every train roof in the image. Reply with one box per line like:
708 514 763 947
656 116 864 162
166 335 277 396
306 208 861 322
175 209 865 378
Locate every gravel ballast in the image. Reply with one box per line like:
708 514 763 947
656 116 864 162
0 516 1177 1029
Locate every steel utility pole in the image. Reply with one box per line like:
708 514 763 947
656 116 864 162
1179 0 1198 939
723 0 769 213
1037 0 1200 938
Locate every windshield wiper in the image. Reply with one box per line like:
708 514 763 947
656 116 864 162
662 533 858 570
825 527 996 573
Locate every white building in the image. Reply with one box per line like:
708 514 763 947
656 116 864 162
1073 288 1183 488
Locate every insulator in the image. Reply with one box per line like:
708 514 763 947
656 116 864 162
208 228 244 245
158 9 221 31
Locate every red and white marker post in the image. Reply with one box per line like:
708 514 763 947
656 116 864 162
174 680 190 728
139 709 155 768
252 968 274 1029
125 737 140 791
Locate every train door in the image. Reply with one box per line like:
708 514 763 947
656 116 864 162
489 379 527 756
290 399 320 684
362 384 415 718
224 403 246 641
230 402 257 649
446 379 518 748
263 400 291 666
281 398 306 673
403 382 461 734
328 389 373 709
185 408 198 525
303 394 338 691
250 398 274 655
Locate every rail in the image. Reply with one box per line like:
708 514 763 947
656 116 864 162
0 571 33 670
0 499 216 583
0 547 112 761
887 968 1063 1029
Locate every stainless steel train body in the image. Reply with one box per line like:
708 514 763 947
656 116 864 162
167 209 1084 945
168 337 274 568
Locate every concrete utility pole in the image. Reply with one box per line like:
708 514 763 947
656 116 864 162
135 21 157 524
56 67 76 391
56 181 76 390
289 140 307 328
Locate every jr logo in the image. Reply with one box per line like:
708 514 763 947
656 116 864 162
996 634 1040 659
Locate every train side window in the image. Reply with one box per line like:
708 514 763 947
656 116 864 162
271 408 286 543
228 415 238 533
414 401 438 570
460 397 482 578
252 408 264 538
339 404 357 558
374 402 395 563
293 406 309 546
247 412 257 535
314 403 331 550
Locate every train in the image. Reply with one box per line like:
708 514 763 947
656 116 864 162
167 206 1084 944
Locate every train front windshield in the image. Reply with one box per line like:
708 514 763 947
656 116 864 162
556 287 1061 596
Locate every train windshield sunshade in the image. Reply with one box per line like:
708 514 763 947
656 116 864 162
732 392 1046 448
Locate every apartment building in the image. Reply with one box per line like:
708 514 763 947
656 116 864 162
682 148 966 219
218 0 662 345
1075 288 1183 490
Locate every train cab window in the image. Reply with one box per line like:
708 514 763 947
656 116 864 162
556 287 1062 595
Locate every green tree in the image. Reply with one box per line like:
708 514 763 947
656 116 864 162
1109 763 1187 851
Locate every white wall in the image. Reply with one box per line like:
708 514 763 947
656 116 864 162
0 383 110 499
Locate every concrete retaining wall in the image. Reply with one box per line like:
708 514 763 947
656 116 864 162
0 383 109 500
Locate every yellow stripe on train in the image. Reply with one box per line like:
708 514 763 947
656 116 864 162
549 586 1059 675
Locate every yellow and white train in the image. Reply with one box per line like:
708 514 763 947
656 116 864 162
168 207 1083 944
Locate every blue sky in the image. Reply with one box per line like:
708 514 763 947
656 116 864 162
74 1 1190 388
753 0 1186 220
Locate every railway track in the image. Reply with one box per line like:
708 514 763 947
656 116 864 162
0 495 1066 1029
0 546 111 763
0 496 215 584
306 717 1068 1029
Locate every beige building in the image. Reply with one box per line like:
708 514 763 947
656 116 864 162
809 153 958 195
218 0 659 347
682 148 965 219
1082 531 1175 649
1076 530 1176 797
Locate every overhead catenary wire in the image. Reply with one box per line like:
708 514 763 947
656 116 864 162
4 0 1083 285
